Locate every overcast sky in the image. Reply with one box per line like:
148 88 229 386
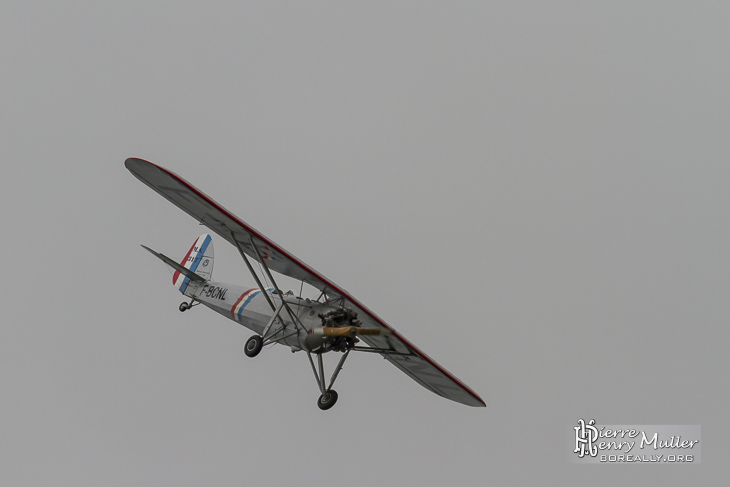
2 2 728 485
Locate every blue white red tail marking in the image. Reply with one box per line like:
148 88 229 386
173 234 213 293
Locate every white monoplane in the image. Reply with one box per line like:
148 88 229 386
126 158 485 410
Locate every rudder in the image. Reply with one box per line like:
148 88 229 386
173 234 214 292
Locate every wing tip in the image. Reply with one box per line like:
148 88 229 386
125 157 146 170
461 394 487 408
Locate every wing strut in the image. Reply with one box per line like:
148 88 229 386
259 301 301 347
261 300 285 341
232 230 307 338
231 232 277 312
350 346 413 356
246 235 306 334
231 231 306 347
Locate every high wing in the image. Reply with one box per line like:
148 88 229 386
126 158 485 407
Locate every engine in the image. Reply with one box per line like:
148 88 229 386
304 308 362 352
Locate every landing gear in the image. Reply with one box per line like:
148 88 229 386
179 299 197 312
244 335 263 357
307 350 350 411
317 390 338 410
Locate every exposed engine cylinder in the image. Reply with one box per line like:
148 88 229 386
304 308 362 352
318 308 361 328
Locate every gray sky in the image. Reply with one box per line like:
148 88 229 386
2 1 728 485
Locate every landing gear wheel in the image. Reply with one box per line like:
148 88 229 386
317 390 338 410
244 335 263 358
179 302 190 312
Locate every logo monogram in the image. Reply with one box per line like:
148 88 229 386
574 419 599 457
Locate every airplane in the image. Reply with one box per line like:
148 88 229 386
126 158 485 410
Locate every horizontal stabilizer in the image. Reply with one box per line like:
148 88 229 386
141 245 206 283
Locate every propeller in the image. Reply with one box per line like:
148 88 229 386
308 326 391 338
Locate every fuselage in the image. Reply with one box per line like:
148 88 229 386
183 280 333 351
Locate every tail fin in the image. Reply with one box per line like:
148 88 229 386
173 234 214 292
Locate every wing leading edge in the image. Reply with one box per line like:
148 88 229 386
125 157 485 407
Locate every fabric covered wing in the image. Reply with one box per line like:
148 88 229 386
125 158 485 407
344 308 486 407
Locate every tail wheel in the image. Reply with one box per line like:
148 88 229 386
179 302 190 312
317 390 338 410
244 335 263 358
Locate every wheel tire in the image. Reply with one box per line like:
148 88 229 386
179 302 189 312
317 390 339 410
244 335 263 358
